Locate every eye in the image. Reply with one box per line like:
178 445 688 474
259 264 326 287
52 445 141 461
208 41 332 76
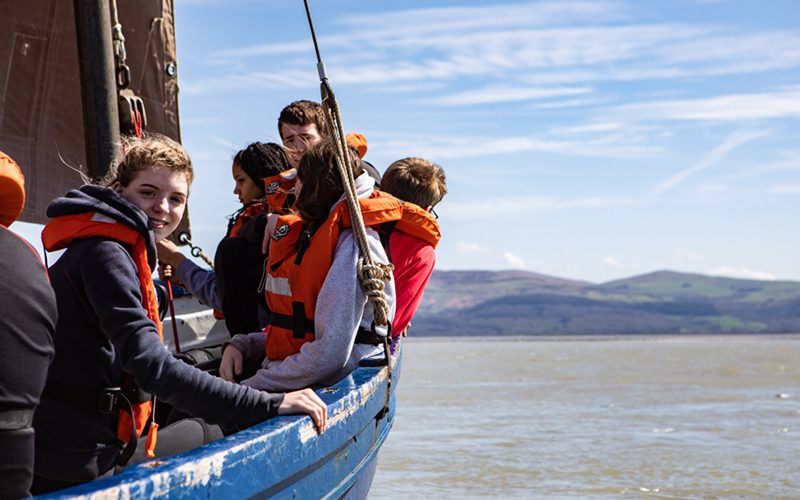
170 195 186 205
140 189 156 198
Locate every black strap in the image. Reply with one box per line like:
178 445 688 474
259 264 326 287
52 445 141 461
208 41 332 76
377 221 398 264
41 382 140 466
0 408 34 430
270 306 315 339
354 324 386 346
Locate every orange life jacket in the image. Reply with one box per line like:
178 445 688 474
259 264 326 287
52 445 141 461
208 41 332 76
389 201 441 249
42 212 162 444
227 200 268 238
263 169 297 215
263 191 402 360
0 151 25 227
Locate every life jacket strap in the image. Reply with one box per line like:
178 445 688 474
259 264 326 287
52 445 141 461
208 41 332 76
41 382 143 466
270 305 315 339
42 383 125 413
354 325 386 346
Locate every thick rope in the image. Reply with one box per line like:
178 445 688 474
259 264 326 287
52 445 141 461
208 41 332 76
304 1 392 329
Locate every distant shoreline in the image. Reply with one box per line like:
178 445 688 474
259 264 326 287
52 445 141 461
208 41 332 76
405 333 800 342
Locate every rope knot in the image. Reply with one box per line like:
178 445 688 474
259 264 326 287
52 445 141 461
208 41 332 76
357 259 394 327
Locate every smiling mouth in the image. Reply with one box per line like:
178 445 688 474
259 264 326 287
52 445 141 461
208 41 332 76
149 218 168 229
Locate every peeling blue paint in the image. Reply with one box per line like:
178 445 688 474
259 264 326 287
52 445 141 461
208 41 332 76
38 347 401 499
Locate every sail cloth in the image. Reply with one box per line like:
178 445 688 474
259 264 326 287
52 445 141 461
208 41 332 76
0 0 185 231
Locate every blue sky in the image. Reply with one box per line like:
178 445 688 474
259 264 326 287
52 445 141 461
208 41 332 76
22 0 797 284
167 0 800 284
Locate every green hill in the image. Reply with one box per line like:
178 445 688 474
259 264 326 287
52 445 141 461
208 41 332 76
409 270 800 336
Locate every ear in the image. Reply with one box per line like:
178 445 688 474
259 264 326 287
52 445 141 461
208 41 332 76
425 205 434 212
111 181 123 194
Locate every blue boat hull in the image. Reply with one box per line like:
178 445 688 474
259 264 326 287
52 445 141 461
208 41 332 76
40 346 401 499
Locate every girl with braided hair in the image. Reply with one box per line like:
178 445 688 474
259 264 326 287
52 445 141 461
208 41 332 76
220 140 399 392
157 142 290 335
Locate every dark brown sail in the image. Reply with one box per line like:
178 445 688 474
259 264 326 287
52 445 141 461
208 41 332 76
0 0 183 229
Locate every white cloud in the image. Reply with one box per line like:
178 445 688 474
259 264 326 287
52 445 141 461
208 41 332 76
455 241 527 269
376 129 660 161
423 86 592 106
455 241 488 254
653 129 767 194
445 195 641 220
502 252 527 269
188 1 800 98
617 88 800 123
604 256 619 267
707 267 777 281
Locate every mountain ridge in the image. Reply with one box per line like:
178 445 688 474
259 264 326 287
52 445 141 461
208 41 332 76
410 269 800 336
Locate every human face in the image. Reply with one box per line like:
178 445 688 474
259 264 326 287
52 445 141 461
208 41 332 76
117 165 189 241
232 161 264 204
280 122 322 168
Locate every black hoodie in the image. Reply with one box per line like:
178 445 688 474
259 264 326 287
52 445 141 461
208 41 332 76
34 186 284 482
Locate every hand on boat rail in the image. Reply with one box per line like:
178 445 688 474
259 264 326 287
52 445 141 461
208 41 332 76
279 388 328 433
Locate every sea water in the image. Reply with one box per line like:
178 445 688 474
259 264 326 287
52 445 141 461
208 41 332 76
370 336 800 499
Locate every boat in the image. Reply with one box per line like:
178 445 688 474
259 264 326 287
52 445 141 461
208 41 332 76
1 1 399 497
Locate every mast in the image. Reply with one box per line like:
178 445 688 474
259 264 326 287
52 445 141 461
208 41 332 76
73 0 120 179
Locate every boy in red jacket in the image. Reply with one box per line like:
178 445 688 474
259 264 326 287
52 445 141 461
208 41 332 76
380 158 447 337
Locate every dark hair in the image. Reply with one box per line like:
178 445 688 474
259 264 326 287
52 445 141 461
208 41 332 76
381 157 447 209
278 100 328 139
295 141 363 234
233 142 290 190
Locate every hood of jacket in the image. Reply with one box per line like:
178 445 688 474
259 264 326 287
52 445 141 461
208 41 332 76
46 185 157 268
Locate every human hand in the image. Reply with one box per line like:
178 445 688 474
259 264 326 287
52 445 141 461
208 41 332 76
262 213 279 254
157 239 186 269
220 344 243 382
278 388 327 432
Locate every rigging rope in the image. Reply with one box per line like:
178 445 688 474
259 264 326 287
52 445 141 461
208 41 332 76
302 0 393 331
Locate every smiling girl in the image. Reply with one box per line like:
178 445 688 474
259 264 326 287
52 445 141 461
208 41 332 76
32 134 325 493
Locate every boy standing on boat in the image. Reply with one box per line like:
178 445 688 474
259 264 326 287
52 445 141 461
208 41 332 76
0 152 57 498
379 158 447 337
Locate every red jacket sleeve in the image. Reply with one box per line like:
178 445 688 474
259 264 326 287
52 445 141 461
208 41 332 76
389 232 435 336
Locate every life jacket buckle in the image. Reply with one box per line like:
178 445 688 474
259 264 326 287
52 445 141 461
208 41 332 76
98 387 122 414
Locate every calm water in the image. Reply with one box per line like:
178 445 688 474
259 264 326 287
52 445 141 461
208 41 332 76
370 336 800 499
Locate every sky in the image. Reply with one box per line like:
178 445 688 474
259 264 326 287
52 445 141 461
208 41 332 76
18 0 799 284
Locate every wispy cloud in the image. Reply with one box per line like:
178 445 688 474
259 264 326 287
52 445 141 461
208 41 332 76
187 0 800 104
616 87 800 123
376 129 661 161
653 129 766 194
445 195 641 220
604 256 619 267
708 267 777 281
422 86 592 106
456 241 527 269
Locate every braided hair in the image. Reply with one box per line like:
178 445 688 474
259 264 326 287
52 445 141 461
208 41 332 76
234 142 291 189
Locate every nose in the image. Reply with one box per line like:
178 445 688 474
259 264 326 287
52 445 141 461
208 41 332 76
153 195 169 214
